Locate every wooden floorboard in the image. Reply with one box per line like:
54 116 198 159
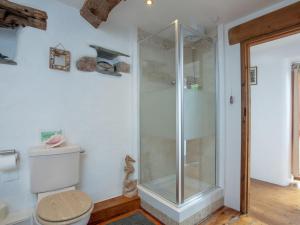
98 209 162 225
249 179 300 225
91 180 300 225
97 205 267 225
200 207 266 225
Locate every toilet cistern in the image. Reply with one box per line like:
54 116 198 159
29 145 93 225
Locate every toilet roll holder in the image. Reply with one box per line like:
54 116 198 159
0 149 19 162
0 149 19 173
0 149 17 156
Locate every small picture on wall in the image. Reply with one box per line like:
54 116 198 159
250 66 258 85
49 46 71 72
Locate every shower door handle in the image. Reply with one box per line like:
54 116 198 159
183 140 187 163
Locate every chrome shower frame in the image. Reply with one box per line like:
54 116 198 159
138 20 218 206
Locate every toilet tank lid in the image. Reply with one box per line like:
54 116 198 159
29 145 81 157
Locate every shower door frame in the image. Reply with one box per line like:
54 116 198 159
176 22 219 205
138 20 218 206
175 19 185 205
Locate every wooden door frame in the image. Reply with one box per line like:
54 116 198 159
239 22 300 215
228 1 300 214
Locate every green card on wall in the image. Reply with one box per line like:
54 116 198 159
40 130 62 142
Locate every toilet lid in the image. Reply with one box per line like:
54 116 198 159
37 190 93 223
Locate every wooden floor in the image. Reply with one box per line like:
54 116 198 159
96 179 300 225
202 179 300 225
99 207 265 225
200 207 266 225
98 209 162 225
249 179 300 225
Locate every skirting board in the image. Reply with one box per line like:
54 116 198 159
88 195 140 225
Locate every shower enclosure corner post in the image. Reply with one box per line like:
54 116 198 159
175 20 185 205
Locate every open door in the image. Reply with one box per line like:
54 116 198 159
292 64 300 179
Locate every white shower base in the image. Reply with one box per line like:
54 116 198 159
143 175 212 203
139 177 224 225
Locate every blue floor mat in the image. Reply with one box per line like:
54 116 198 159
107 212 155 225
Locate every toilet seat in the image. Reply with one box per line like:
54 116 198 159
36 190 93 225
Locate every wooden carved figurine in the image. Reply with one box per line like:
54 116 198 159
123 155 138 198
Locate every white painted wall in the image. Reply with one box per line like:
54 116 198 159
0 28 18 59
2 0 298 218
249 32 300 186
0 0 137 216
250 50 291 186
220 0 299 210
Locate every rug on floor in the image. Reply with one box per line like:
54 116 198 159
107 212 155 225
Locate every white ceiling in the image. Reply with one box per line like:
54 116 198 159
58 0 284 33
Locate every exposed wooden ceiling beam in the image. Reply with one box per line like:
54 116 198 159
0 0 47 30
0 8 5 20
80 0 122 28
228 1 300 45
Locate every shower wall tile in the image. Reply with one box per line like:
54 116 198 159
140 136 176 183
199 136 216 186
185 137 216 186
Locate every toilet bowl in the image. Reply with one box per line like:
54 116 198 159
29 145 93 225
33 190 93 225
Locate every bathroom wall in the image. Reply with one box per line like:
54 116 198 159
249 33 300 186
0 0 137 216
0 28 18 59
250 49 291 186
219 0 299 210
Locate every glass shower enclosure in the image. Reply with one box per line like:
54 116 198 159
139 20 217 205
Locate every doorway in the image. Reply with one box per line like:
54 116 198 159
247 34 300 225
227 1 300 215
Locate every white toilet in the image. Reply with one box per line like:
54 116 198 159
29 145 94 225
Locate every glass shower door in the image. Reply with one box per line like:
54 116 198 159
182 27 217 201
139 21 217 205
139 24 177 203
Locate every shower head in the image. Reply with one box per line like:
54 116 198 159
184 34 202 43
184 36 214 51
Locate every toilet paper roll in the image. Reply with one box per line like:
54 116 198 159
0 154 18 171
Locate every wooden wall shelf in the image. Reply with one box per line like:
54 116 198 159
83 44 130 76
96 69 122 77
0 0 47 30
90 45 129 60
0 58 17 65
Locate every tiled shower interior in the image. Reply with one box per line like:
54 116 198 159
139 25 216 203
